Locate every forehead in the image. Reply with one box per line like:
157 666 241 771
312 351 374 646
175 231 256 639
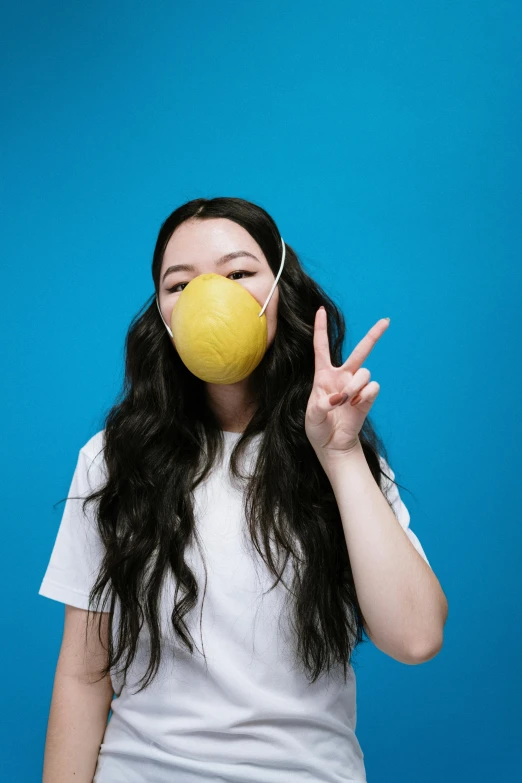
161 218 266 270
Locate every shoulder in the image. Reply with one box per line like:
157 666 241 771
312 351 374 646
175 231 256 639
79 429 105 461
376 453 400 502
377 453 395 481
78 429 107 480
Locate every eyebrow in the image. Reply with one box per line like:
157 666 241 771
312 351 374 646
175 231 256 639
162 251 261 283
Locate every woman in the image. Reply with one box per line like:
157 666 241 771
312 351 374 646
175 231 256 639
39 196 448 783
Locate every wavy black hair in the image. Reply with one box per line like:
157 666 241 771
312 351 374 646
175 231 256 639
82 196 398 694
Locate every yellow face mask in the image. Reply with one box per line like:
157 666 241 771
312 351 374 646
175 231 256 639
156 238 286 385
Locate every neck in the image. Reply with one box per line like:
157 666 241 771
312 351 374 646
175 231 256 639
204 377 258 433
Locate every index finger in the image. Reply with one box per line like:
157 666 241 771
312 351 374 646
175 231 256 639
313 306 332 372
342 318 390 373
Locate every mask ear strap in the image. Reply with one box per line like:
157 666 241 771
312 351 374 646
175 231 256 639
259 237 285 317
156 296 173 338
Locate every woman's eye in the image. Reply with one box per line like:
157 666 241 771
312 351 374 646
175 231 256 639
166 271 253 294
228 270 253 281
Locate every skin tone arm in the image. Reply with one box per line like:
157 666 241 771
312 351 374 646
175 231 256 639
322 444 447 663
42 605 114 783
305 309 448 664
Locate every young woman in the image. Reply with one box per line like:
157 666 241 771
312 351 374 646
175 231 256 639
39 196 447 783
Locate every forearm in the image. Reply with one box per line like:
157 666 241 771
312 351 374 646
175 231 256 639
322 440 447 663
42 672 113 783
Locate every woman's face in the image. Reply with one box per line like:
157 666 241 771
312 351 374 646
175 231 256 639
157 218 280 350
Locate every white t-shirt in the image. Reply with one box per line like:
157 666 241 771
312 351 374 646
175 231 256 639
38 430 430 783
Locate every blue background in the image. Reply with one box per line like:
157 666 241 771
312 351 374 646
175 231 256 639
2 1 520 779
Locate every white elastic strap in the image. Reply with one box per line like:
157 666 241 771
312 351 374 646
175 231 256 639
259 237 285 317
156 236 286 334
156 296 173 338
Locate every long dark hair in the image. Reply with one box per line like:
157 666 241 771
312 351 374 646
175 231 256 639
82 196 397 694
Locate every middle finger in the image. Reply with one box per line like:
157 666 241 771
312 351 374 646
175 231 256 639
342 318 390 374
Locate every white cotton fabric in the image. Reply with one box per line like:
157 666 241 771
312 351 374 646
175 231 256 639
38 430 430 783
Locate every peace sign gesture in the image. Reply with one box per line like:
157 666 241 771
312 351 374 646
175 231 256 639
305 307 391 459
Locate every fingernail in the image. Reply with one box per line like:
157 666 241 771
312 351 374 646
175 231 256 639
384 317 391 322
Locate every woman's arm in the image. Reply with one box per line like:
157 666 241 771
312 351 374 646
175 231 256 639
42 605 114 783
322 442 448 664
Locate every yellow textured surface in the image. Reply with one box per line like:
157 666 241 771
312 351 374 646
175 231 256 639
170 273 268 384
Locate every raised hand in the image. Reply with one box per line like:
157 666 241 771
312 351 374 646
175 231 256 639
305 307 390 459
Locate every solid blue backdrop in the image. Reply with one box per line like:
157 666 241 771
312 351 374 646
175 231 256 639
2 1 520 780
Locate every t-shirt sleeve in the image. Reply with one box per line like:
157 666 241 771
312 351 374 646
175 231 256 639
38 440 111 611
378 455 431 568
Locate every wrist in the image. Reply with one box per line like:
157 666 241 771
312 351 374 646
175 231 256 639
316 437 364 473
